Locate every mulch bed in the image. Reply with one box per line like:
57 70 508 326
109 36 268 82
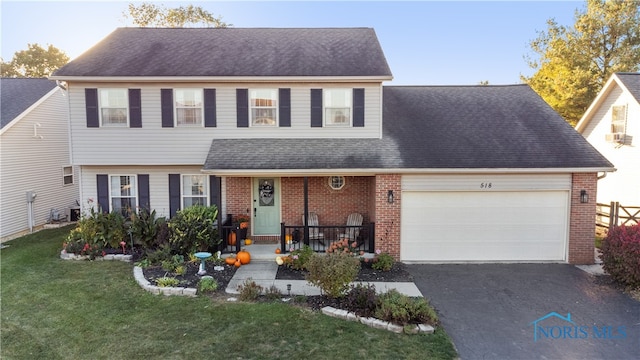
276 261 414 282
143 262 237 291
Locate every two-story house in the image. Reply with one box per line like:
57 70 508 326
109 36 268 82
51 27 613 264
1 78 79 242
576 73 639 211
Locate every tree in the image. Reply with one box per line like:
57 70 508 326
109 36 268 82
123 2 230 28
522 0 640 126
1 43 69 78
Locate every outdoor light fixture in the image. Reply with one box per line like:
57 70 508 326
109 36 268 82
287 283 292 296
387 190 394 204
580 190 589 203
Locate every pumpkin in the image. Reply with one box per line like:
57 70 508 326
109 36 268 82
276 256 284 265
228 232 237 246
240 221 249 229
244 239 252 245
237 249 251 265
275 248 281 254
234 259 242 267
225 257 236 266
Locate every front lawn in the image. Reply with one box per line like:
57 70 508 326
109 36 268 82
1 226 457 359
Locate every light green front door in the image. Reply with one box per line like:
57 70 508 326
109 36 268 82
253 178 280 235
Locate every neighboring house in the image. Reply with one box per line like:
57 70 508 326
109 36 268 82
0 78 79 242
576 73 640 208
50 27 613 264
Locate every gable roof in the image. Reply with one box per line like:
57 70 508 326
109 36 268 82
576 72 640 133
51 27 393 80
1 78 57 129
203 84 613 174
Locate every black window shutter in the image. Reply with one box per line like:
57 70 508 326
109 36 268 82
279 88 291 127
209 175 220 208
168 174 181 217
204 88 217 127
161 89 174 128
310 89 323 127
129 89 142 128
236 89 249 127
138 174 150 211
96 174 110 213
85 88 99 128
353 88 365 127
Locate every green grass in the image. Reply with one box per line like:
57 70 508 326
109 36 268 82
1 226 457 359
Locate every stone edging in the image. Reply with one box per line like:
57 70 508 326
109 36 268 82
132 266 197 297
321 306 435 335
60 251 132 262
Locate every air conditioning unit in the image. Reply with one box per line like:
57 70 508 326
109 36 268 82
605 133 625 143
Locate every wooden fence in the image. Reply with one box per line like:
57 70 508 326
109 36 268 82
596 202 640 235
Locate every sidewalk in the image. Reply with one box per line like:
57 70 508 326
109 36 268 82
224 244 423 297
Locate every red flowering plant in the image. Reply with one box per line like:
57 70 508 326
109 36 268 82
326 238 365 257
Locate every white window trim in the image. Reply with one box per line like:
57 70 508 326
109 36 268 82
324 88 352 127
181 174 209 209
174 88 204 127
328 176 345 190
62 166 74 186
611 104 627 134
99 88 129 127
249 88 278 127
109 174 138 213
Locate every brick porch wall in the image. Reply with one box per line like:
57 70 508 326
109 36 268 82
569 173 598 264
374 174 401 259
225 177 252 221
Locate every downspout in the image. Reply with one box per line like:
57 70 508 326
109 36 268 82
597 172 607 180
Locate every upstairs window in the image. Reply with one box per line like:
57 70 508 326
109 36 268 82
62 166 73 185
175 89 203 126
250 89 277 126
110 175 137 215
324 89 351 126
99 89 128 126
182 175 208 208
611 105 627 134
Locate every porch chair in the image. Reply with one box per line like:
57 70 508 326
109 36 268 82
340 212 363 242
302 212 324 244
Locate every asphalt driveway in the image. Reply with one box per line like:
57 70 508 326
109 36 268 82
407 264 639 360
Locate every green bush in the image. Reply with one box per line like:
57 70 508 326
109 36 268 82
600 224 640 287
156 277 180 287
168 205 220 255
161 254 185 273
237 279 263 301
305 252 361 298
64 207 127 250
198 277 219 294
287 245 314 270
130 208 165 248
345 283 378 317
372 252 394 272
375 289 438 325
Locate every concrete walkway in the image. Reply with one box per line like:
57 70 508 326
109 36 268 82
224 244 423 297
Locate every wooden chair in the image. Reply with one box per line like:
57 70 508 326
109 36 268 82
302 212 324 243
340 213 363 241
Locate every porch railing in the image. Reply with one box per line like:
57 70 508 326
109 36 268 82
279 222 375 254
219 214 246 253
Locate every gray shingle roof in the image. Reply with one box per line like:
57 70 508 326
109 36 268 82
204 85 613 171
1 78 56 128
616 72 640 103
52 27 392 78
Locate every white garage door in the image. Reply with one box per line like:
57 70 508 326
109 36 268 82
401 175 570 262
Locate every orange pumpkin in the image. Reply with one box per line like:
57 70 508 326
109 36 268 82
228 232 236 246
275 248 281 254
240 221 249 229
234 259 242 267
237 249 251 265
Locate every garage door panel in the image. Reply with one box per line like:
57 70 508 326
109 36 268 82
401 191 568 262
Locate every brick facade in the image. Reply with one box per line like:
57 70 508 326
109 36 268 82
568 172 598 264
373 174 401 259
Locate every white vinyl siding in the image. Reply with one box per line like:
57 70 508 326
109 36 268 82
78 165 204 219
0 88 79 241
581 83 640 205
67 82 383 165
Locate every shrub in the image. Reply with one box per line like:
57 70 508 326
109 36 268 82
326 238 361 256
600 224 640 287
161 254 185 273
129 208 164 248
264 285 283 301
372 251 394 272
375 289 438 325
156 277 180 287
237 279 263 301
65 207 127 250
168 205 220 255
286 245 314 270
345 283 378 317
305 252 361 298
198 277 219 294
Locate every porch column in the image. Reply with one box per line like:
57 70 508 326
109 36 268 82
303 176 309 244
374 174 401 260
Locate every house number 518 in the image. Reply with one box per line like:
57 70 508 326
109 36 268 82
480 182 492 189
